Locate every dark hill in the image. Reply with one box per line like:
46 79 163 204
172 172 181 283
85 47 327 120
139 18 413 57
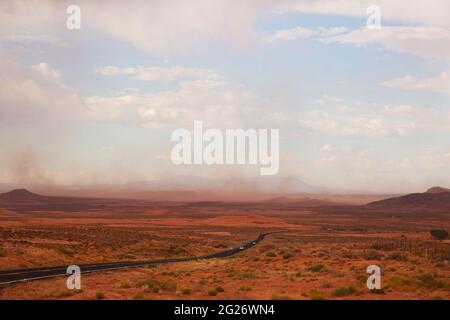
0 189 43 200
366 187 450 211
426 186 450 194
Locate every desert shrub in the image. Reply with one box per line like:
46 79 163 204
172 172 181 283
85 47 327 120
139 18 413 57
213 243 227 249
239 286 252 291
430 229 448 241
0 246 6 257
119 282 131 289
311 249 329 258
416 272 446 289
370 288 385 294
137 279 177 293
310 289 326 300
386 273 446 291
355 273 367 284
342 251 354 259
117 253 135 260
134 292 145 300
161 245 190 258
265 251 277 257
271 294 293 300
208 290 217 296
237 270 257 279
198 279 208 285
331 286 356 297
330 270 345 277
95 292 105 300
388 252 406 261
260 244 276 252
371 243 384 250
363 251 384 260
57 246 75 257
307 264 325 272
181 288 191 295
57 290 77 298
282 252 293 260
215 286 224 292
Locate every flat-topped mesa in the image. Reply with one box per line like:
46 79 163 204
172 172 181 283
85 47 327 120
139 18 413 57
426 186 450 194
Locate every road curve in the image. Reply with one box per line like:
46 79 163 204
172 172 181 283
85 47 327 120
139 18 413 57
0 233 270 286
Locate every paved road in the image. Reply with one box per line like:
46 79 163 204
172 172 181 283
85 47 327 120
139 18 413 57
0 233 268 286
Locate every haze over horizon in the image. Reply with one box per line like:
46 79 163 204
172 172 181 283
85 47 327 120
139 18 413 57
1 0 450 193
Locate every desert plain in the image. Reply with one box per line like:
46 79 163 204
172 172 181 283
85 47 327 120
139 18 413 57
0 189 448 300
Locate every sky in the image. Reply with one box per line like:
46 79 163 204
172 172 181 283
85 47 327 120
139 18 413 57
1 0 450 193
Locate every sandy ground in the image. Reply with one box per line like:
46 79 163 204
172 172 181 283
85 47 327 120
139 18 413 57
0 201 449 300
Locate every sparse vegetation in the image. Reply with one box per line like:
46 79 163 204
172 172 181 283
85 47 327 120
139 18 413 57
363 251 384 260
0 195 448 301
137 279 177 293
386 272 447 291
181 288 191 295
309 289 326 300
134 292 145 300
430 229 448 241
239 286 252 291
271 294 293 300
208 289 217 296
95 292 105 300
388 252 406 261
331 287 356 297
307 264 325 272
215 286 224 292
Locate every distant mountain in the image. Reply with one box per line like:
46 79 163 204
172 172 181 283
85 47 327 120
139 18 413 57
0 189 42 200
366 187 450 211
127 175 223 191
264 196 342 207
426 186 450 194
126 176 329 194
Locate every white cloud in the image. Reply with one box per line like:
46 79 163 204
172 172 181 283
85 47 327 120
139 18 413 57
382 72 450 95
324 26 450 59
32 62 61 80
266 26 316 42
288 0 450 28
266 26 348 42
315 95 343 105
96 66 223 82
96 66 137 77
1 0 449 58
298 99 450 137
321 144 336 152
85 0 271 55
316 156 336 164
0 52 80 125
84 79 265 128
0 34 68 47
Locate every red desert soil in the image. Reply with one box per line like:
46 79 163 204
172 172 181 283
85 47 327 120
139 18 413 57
0 189 448 300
